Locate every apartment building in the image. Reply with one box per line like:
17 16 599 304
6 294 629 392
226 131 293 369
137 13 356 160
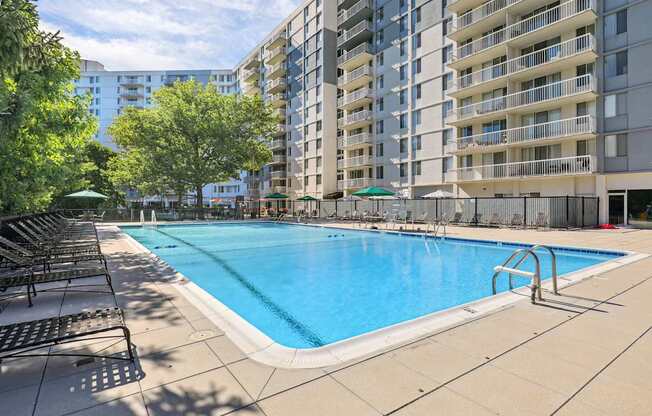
77 60 246 205
236 1 339 200
444 0 652 226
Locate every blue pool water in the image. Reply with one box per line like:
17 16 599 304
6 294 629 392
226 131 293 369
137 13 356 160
123 223 621 348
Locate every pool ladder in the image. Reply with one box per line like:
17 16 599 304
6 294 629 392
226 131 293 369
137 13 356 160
492 245 558 304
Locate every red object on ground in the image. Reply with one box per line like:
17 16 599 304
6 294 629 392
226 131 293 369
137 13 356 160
599 223 617 229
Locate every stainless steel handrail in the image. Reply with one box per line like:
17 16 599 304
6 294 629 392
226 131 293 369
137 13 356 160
492 249 542 303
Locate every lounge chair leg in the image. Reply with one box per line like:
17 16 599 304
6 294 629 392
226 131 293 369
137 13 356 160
123 327 135 362
32 284 37 296
27 286 33 307
106 274 114 292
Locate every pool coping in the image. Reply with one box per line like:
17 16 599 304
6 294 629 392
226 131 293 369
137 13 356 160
108 222 649 369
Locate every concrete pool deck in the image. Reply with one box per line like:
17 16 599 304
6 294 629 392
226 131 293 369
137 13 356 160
1 223 652 415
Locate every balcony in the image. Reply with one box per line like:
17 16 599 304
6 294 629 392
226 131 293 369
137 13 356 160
337 43 374 71
270 155 287 165
451 75 596 126
120 77 143 87
266 79 287 94
337 88 374 110
449 34 596 97
450 115 596 154
265 46 286 66
338 178 373 190
340 132 374 149
338 65 372 91
269 138 286 150
120 90 143 99
449 0 531 41
273 124 287 136
243 55 260 70
446 155 595 183
337 20 374 50
450 0 596 69
267 31 286 50
337 0 373 30
270 185 287 193
242 83 261 97
242 68 259 84
266 93 287 108
266 62 286 80
337 155 375 169
338 110 374 130
270 170 287 179
273 108 286 120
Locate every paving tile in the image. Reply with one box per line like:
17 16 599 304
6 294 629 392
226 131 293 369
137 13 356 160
258 376 381 416
523 332 615 370
597 350 652 392
227 358 275 400
552 399 609 416
259 366 326 398
44 340 136 382
188 317 226 336
139 341 222 391
122 305 186 334
331 354 437 414
446 365 566 416
132 322 213 355
225 404 266 415
66 393 149 416
33 360 143 416
0 356 47 393
205 335 247 365
490 343 595 395
143 367 254 416
0 383 40 416
572 373 652 416
392 387 498 416
389 339 485 384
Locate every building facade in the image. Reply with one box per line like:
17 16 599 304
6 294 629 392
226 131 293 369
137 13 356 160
444 0 652 226
77 60 246 205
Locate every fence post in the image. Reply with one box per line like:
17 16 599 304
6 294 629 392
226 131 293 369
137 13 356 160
523 196 527 228
474 197 479 225
435 199 439 221
596 197 600 227
565 195 569 228
335 200 338 218
581 196 585 228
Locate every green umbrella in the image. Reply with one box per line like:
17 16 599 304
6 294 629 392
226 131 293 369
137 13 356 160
297 195 318 217
352 187 394 197
263 193 288 217
64 190 109 199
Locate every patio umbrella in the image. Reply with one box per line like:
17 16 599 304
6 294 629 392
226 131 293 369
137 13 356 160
64 190 109 210
297 195 318 216
263 192 288 215
421 190 455 199
352 187 395 197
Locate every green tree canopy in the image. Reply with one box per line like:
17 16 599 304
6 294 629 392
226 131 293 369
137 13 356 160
108 80 277 207
0 0 98 215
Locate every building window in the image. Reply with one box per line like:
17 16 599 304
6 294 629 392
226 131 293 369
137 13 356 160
411 135 422 151
442 45 452 63
412 110 422 128
605 9 627 37
412 161 421 176
376 165 384 179
399 89 407 105
316 174 322 185
399 64 407 81
605 51 628 77
399 138 407 153
605 134 627 157
376 142 384 157
399 113 407 129
376 120 384 134
400 40 407 57
604 93 626 118
399 162 407 177
443 73 452 91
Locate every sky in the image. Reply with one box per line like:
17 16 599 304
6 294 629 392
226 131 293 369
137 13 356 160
38 0 302 71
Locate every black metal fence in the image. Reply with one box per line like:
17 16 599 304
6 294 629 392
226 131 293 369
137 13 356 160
43 196 599 229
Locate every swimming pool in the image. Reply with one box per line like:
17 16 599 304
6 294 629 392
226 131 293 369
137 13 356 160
122 223 622 349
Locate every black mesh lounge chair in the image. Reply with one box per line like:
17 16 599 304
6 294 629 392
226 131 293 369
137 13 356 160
0 308 133 362
0 244 107 273
0 264 112 307
8 223 98 252
0 235 101 260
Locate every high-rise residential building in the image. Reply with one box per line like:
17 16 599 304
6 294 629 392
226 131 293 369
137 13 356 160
444 0 652 226
76 60 246 205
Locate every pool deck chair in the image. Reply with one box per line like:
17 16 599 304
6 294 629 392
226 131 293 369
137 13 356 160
0 266 113 307
0 308 134 363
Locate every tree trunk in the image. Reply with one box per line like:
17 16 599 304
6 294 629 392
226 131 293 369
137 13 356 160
195 185 204 219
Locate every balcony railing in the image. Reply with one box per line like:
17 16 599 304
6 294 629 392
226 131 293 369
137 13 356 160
337 155 375 169
337 43 373 66
342 132 374 148
337 0 373 26
270 139 286 150
338 110 374 128
242 68 259 83
451 116 595 152
338 65 372 87
448 155 595 182
452 0 523 33
454 0 594 63
265 47 286 62
455 75 596 121
271 155 287 164
266 78 287 92
338 178 373 189
455 34 595 92
270 171 287 178
337 20 373 47
337 88 374 107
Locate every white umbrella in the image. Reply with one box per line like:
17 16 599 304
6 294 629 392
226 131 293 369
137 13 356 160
421 190 456 199
338 195 362 201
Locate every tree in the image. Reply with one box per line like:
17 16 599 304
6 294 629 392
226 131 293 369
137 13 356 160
108 80 277 208
0 0 97 214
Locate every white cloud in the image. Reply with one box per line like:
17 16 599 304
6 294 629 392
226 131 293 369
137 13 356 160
38 0 301 70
